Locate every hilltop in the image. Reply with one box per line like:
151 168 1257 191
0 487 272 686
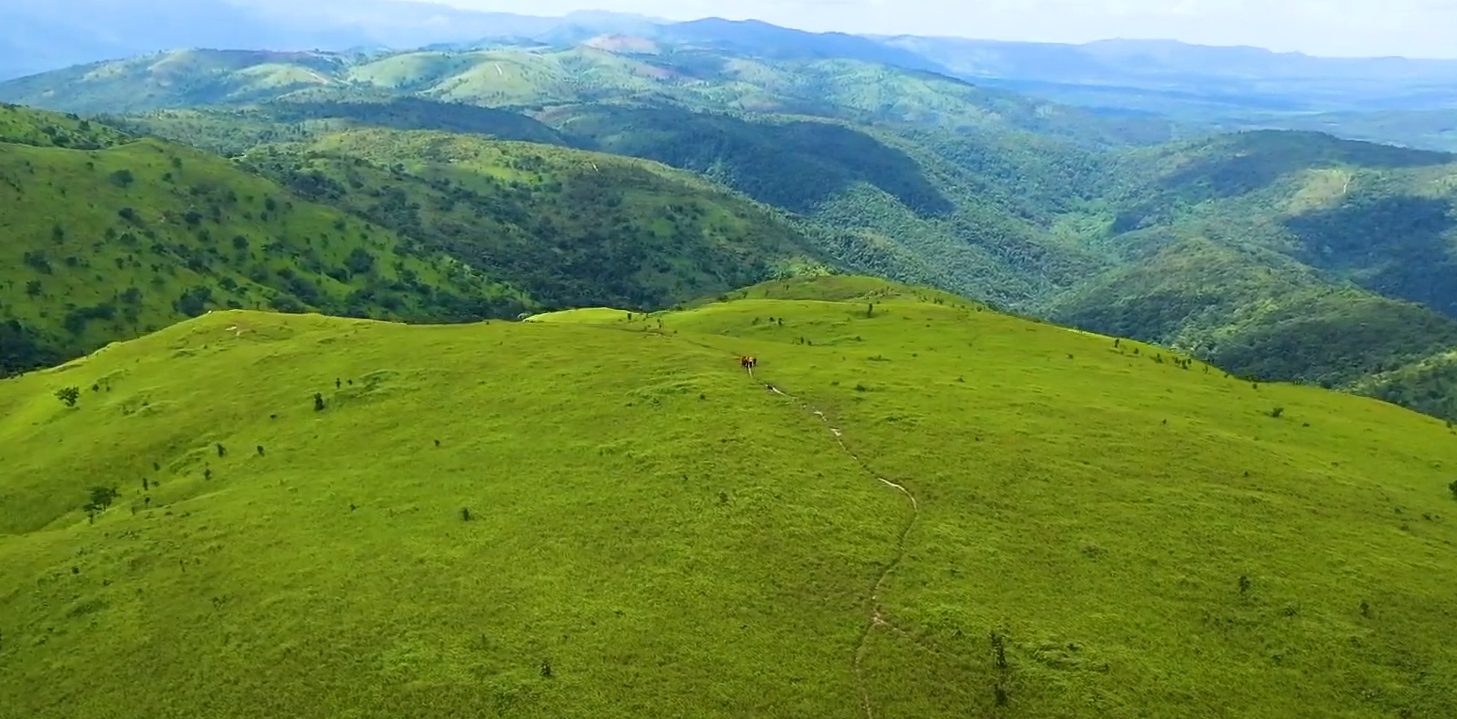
1 276 1455 718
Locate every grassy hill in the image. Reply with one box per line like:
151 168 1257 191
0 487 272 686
2 276 1455 717
0 106 529 375
240 128 826 310
8 43 1457 424
101 96 1457 420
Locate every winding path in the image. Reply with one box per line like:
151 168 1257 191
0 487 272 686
753 368 923 719
635 328 928 716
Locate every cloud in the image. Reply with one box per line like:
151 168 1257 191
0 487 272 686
413 0 1457 58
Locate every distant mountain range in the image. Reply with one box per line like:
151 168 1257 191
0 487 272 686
5 2 1457 150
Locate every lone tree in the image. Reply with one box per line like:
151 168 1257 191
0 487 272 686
1449 479 1457 501
314 393 326 412
84 486 118 514
55 386 80 407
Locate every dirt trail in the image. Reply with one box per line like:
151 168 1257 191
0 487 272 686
754 368 922 719
634 329 926 717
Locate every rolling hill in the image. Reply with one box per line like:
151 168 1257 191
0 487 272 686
239 127 826 309
56 87 1457 420
1 276 1454 718
1 105 833 374
0 104 528 376
1051 132 1457 377
0 44 1174 147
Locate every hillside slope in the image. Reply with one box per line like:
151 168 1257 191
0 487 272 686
241 128 825 309
2 277 1455 718
0 105 529 375
1048 132 1457 398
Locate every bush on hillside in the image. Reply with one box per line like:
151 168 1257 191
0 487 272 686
1449 480 1457 501
84 486 118 513
55 386 80 407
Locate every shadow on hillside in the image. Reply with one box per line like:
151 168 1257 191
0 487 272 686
560 105 955 216
1287 194 1457 316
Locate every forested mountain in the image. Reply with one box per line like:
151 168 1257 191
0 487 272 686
0 44 1173 146
6 7 1457 149
0 1 656 81
241 128 824 309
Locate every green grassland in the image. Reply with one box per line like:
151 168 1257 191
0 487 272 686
2 276 1455 718
0 106 528 375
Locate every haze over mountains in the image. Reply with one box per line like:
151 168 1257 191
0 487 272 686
5 1 1457 149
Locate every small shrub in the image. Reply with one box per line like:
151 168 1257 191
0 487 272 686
1269 407 1285 419
314 393 326 412
55 386 80 407
1238 575 1252 595
540 660 554 679
461 507 471 522
257 445 265 456
1449 479 1457 501
216 443 227 458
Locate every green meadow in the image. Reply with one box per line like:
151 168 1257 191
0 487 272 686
2 277 1454 717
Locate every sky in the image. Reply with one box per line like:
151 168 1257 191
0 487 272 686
420 0 1457 58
